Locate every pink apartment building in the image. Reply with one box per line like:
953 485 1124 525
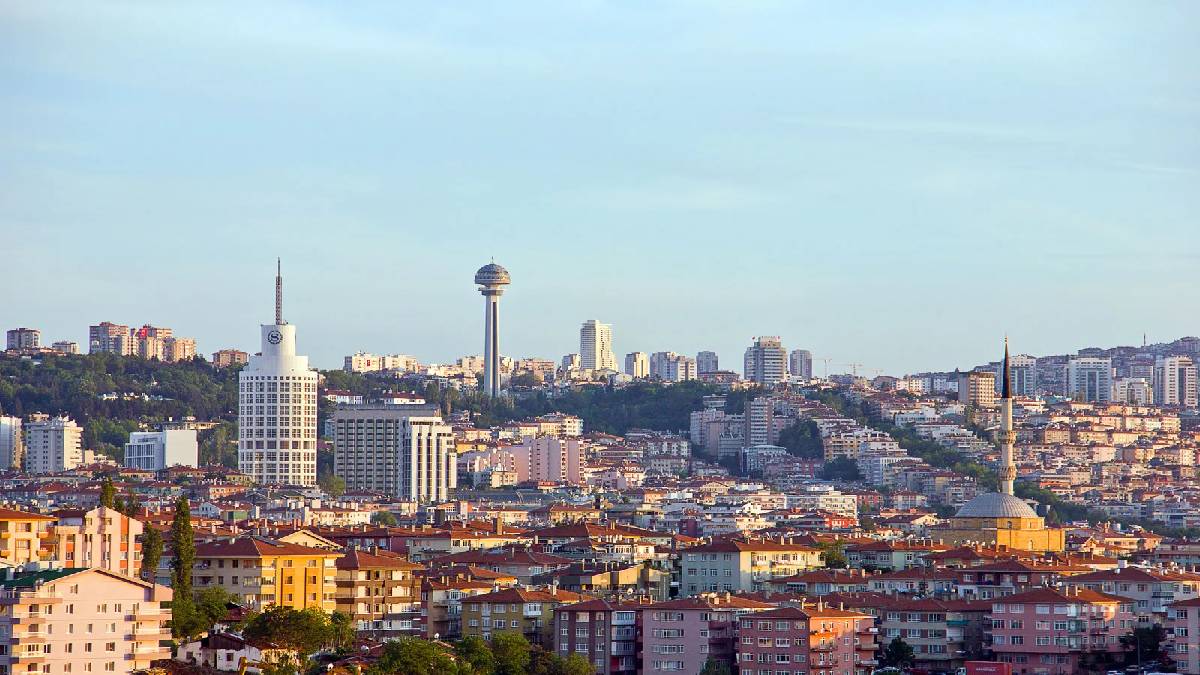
0 567 172 675
1169 597 1200 675
736 604 877 675
988 587 1136 675
641 593 774 674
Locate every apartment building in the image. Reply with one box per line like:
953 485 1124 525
0 416 21 470
211 349 250 368
0 567 172 675
680 538 823 595
869 598 989 670
5 328 40 350
579 320 617 372
331 406 456 502
988 587 1136 673
553 599 647 675
192 536 341 612
736 604 877 675
1059 566 1200 623
334 548 423 637
959 370 996 408
649 352 697 382
511 437 582 485
88 322 132 355
1066 357 1113 404
1155 356 1198 408
124 429 199 471
50 342 78 355
22 415 83 474
744 336 788 386
1169 597 1200 675
642 593 774 675
460 586 586 646
0 509 55 565
47 506 143 578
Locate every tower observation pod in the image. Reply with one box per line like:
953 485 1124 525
475 262 511 398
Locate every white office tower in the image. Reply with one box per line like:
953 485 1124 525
1155 356 1198 408
332 406 455 502
744 336 788 385
788 349 813 381
475 263 511 398
1114 377 1153 405
124 429 199 471
579 319 617 371
997 354 1038 397
0 416 22 470
1065 357 1113 404
625 352 649 378
238 261 318 486
23 414 82 474
696 351 719 374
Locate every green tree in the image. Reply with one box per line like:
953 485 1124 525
195 586 236 631
318 474 347 498
553 654 594 675
99 477 116 509
243 606 335 656
819 456 862 481
776 419 824 459
491 632 532 675
881 637 915 669
140 525 163 582
698 658 731 675
1121 624 1171 668
817 541 848 569
371 511 398 526
171 495 198 638
454 635 495 675
366 637 459 675
329 611 355 651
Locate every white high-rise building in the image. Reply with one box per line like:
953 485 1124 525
0 416 22 470
1155 356 1198 408
744 336 788 385
1114 377 1153 405
332 406 455 502
696 351 719 374
1066 357 1113 404
788 349 813 381
23 414 83 474
650 352 697 382
124 429 199 471
238 261 319 486
579 320 617 372
475 263 511 398
625 351 649 378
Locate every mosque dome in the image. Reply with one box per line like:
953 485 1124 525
954 492 1040 519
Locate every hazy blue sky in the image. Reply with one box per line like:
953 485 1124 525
3 2 1197 374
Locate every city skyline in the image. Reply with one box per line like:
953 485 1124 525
3 2 1198 374
7 266 1200 377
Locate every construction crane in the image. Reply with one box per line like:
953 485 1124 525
839 362 864 376
820 358 833 379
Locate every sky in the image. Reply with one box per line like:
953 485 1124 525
2 1 1198 374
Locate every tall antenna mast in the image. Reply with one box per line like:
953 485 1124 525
275 258 284 325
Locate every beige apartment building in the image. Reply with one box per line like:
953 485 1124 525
680 538 824 595
0 509 55 565
0 567 172 675
48 507 143 578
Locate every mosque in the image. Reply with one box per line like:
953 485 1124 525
935 341 1066 553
